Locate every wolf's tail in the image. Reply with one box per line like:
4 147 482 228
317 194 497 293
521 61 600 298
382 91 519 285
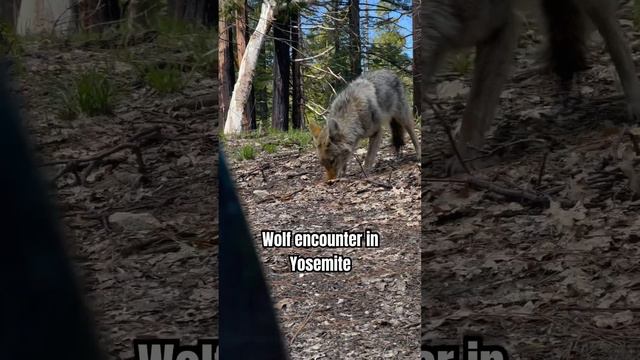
541 0 589 86
390 118 405 153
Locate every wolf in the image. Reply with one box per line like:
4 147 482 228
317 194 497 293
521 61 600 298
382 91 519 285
309 70 421 181
418 0 640 171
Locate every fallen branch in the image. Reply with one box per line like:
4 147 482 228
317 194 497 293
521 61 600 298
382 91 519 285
364 179 393 190
425 175 574 207
465 138 549 163
351 154 393 189
536 152 549 186
45 127 161 186
427 101 472 175
466 177 550 205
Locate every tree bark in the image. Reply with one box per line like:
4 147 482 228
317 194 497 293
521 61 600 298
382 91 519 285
169 0 214 26
224 1 275 134
235 0 256 130
291 10 304 129
17 0 73 35
255 44 269 124
102 0 121 23
0 0 17 27
224 0 314 134
348 0 361 78
412 0 422 116
218 0 235 126
362 0 369 71
271 14 290 131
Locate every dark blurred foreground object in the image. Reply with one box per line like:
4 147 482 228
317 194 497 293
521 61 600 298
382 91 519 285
219 150 289 359
0 58 103 360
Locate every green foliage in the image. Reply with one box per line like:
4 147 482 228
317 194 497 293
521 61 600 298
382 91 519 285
247 0 412 130
57 68 115 119
277 128 313 148
0 22 29 76
262 143 278 154
140 64 186 93
368 30 411 72
154 19 217 75
448 51 474 75
68 29 109 47
634 0 640 30
0 22 22 57
236 144 257 161
229 128 312 159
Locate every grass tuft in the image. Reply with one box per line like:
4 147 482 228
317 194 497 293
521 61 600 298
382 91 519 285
448 52 474 75
57 69 115 119
236 144 257 161
142 64 185 93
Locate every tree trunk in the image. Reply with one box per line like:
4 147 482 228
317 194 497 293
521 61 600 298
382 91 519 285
224 1 275 134
330 0 341 88
255 44 269 126
170 0 214 25
236 0 256 130
0 0 18 27
412 0 422 116
17 0 73 35
76 0 121 30
218 0 235 126
362 0 369 71
348 0 361 78
205 0 216 27
271 14 290 131
167 0 176 15
291 11 304 129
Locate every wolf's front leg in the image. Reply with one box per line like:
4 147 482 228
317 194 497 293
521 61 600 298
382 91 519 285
448 16 519 174
583 0 640 121
364 131 383 172
402 111 421 162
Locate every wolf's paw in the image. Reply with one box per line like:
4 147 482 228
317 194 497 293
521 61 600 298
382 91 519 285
362 162 374 174
393 148 403 160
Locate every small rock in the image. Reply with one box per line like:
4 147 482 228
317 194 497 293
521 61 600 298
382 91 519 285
436 80 469 99
253 190 270 202
108 212 162 232
177 155 192 167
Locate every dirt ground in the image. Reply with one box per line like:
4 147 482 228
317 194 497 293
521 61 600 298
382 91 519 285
13 38 218 359
423 4 640 359
226 135 421 358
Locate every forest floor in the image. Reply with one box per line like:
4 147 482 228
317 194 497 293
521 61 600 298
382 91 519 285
11 30 218 359
225 129 421 358
422 4 640 359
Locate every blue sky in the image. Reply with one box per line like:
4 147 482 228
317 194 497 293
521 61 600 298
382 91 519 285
398 12 412 56
393 9 412 57
363 0 413 58
299 0 413 58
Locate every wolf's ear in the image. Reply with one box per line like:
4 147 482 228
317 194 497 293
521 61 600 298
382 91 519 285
309 122 322 139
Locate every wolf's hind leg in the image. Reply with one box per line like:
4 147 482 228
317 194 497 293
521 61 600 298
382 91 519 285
398 109 421 161
457 16 519 152
582 0 640 121
446 16 518 174
364 130 383 172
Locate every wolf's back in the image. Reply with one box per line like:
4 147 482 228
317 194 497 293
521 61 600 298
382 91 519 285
362 70 407 114
363 70 409 151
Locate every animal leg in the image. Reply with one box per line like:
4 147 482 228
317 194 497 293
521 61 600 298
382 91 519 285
582 0 640 121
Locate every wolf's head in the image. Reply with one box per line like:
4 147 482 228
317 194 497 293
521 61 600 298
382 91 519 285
309 121 351 181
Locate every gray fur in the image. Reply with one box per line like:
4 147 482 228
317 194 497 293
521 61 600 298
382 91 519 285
418 0 640 172
311 69 420 180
